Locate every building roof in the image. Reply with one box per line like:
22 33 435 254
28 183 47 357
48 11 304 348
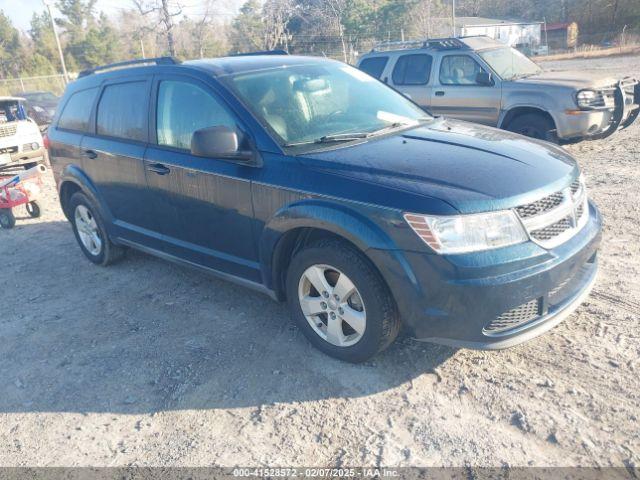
456 16 542 27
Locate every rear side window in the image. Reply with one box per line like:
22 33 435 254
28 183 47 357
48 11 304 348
359 57 389 79
97 82 147 141
57 88 98 132
392 54 433 85
156 80 237 150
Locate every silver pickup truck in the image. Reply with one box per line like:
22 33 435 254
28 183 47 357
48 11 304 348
357 36 639 143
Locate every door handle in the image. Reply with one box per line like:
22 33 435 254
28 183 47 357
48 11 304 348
82 149 98 159
435 91 445 96
147 163 171 175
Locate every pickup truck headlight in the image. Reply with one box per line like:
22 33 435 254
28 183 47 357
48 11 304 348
576 89 601 109
404 210 528 254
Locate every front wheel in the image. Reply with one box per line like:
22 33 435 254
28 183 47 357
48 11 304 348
507 113 558 143
0 209 16 229
286 239 400 363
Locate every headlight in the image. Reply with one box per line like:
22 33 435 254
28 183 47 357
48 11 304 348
404 210 528 254
576 89 601 109
33 106 44 112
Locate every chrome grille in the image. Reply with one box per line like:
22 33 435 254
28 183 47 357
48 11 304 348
570 180 580 195
531 216 573 241
483 298 541 334
515 176 589 249
516 191 564 219
0 124 17 137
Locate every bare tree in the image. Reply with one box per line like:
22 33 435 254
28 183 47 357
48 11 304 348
132 0 183 57
262 0 295 51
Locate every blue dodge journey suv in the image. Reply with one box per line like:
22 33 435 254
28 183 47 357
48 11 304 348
48 54 601 362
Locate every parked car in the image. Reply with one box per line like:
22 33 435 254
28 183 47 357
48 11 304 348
48 55 601 362
357 36 639 143
0 96 46 170
14 91 59 126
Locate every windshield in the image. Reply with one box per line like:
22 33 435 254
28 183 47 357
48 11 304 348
224 63 431 147
0 100 27 123
23 92 58 103
478 47 542 80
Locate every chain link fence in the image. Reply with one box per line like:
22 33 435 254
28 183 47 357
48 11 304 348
0 74 67 97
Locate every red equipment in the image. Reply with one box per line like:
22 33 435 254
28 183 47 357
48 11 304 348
0 165 46 229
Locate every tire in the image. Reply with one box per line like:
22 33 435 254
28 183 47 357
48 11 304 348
507 113 558 143
0 209 16 229
26 201 41 218
286 239 400 363
69 192 124 266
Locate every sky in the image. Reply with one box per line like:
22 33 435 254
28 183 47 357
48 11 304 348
1 0 242 32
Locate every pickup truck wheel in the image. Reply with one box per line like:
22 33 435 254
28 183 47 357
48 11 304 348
507 113 558 143
69 192 124 266
286 239 400 363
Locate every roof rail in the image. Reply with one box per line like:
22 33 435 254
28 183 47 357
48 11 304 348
231 49 289 57
78 57 179 78
371 37 469 53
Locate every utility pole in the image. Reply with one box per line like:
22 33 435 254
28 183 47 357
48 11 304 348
43 0 69 84
451 0 456 37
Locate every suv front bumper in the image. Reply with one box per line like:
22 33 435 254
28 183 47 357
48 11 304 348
557 78 639 141
369 201 602 349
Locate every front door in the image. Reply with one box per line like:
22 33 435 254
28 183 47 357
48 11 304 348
143 76 260 282
430 54 502 126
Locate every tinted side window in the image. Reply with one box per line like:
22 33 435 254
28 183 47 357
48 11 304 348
57 88 98 132
97 82 147 141
439 55 486 85
392 54 432 85
156 80 237 150
359 57 389 79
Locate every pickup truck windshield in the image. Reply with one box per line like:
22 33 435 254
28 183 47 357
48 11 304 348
225 63 431 146
478 47 542 81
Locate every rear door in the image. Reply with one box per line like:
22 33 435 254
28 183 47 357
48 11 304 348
388 53 433 109
48 86 99 181
80 76 161 244
430 54 502 125
143 75 259 281
358 56 389 81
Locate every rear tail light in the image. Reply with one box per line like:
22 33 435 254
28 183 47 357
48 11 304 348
43 133 50 150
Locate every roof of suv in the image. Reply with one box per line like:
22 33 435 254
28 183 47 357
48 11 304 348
71 54 341 88
364 35 505 57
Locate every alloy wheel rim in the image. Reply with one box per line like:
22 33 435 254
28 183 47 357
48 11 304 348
298 264 366 347
74 205 102 256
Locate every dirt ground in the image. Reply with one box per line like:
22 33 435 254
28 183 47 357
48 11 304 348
0 55 639 468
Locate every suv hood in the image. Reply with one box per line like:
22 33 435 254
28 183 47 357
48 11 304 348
299 118 579 214
515 70 618 89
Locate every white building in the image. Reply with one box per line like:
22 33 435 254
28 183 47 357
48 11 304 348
456 17 543 50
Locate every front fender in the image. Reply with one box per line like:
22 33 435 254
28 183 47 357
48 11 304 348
259 199 400 287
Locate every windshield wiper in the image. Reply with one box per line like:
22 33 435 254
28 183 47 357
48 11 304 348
316 132 370 143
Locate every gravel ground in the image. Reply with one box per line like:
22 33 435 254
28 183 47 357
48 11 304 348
0 55 639 468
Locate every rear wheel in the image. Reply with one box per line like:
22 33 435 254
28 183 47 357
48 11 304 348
26 201 41 218
286 239 400 363
0 209 15 229
507 113 558 143
69 192 124 266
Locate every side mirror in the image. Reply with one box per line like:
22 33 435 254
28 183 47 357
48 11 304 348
476 71 493 86
190 126 253 161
